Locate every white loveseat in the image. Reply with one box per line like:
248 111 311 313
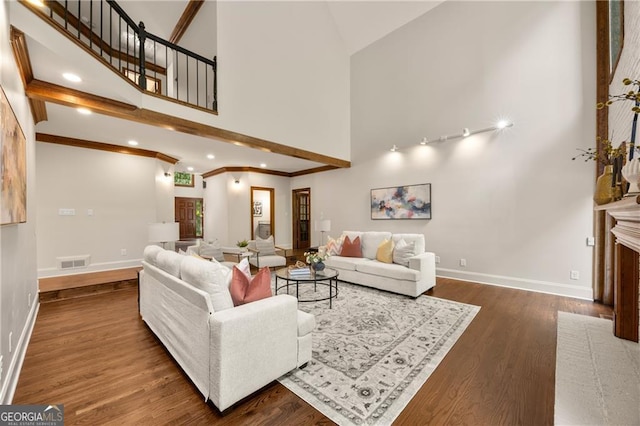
323 231 436 298
139 245 315 411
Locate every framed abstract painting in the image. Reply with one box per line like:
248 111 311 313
1 86 27 225
371 184 431 220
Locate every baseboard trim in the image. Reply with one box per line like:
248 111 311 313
37 259 143 279
0 297 40 404
436 268 593 300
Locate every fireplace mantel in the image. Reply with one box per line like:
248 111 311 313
595 195 640 342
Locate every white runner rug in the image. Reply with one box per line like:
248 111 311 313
555 311 640 425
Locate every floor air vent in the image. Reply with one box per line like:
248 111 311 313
57 255 91 270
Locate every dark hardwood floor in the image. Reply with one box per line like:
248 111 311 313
13 278 611 425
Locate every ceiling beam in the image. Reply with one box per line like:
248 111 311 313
25 79 351 169
36 133 180 164
169 0 205 45
202 165 340 179
10 26 48 124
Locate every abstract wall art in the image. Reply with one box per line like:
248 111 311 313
371 184 431 220
1 86 27 225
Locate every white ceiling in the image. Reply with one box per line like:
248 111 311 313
25 0 441 174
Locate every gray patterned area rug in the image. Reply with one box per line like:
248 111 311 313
276 281 480 425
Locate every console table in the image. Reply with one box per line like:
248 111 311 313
595 195 640 342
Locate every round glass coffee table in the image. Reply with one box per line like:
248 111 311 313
275 267 339 308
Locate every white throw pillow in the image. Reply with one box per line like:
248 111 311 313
235 257 252 280
393 239 416 267
143 245 163 266
180 256 233 311
255 235 276 255
156 250 183 277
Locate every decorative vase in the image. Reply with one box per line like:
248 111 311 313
622 158 640 195
594 165 614 205
312 261 325 272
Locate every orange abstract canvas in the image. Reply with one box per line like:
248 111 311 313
1 87 27 225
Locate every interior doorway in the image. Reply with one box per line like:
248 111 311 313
292 188 311 250
175 197 203 240
250 187 275 240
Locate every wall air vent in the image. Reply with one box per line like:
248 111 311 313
57 255 91 270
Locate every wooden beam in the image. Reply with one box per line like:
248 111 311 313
290 165 339 177
169 0 205 44
202 164 340 179
36 133 179 164
10 26 48 124
25 79 351 169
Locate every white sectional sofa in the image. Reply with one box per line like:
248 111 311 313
323 231 436 298
139 245 315 411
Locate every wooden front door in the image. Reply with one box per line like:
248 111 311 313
292 188 311 249
175 197 203 240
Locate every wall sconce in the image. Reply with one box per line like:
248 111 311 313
234 178 240 185
164 172 171 177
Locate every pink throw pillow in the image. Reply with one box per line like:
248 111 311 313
340 236 363 258
230 266 272 306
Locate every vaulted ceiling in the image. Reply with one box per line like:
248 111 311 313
14 0 443 175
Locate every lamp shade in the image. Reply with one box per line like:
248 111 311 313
148 222 180 243
315 219 331 232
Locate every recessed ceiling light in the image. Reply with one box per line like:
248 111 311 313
63 72 82 83
207 154 215 159
128 140 138 146
187 166 194 172
77 107 91 115
260 163 267 168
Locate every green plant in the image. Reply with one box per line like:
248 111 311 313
236 239 248 248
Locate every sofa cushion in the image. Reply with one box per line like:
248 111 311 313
376 239 395 263
356 260 421 281
340 236 363 258
255 235 276 255
230 266 272 306
393 239 416 267
180 255 234 311
297 310 315 337
361 232 392 259
198 241 225 262
143 245 163 266
325 235 345 256
235 257 252 280
392 233 425 255
324 255 370 271
156 250 183 277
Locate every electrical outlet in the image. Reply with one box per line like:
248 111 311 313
570 270 579 280
586 237 595 246
435 256 441 264
9 332 12 353
460 258 467 267
121 249 127 256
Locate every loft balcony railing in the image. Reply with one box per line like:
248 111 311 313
31 0 217 112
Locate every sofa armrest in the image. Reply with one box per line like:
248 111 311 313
209 294 299 410
409 252 436 292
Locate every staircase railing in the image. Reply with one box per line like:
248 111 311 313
39 0 217 112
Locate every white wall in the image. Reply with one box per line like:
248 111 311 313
204 172 291 247
293 1 597 299
0 0 39 403
36 144 174 277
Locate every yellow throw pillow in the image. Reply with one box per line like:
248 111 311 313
376 239 395 263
